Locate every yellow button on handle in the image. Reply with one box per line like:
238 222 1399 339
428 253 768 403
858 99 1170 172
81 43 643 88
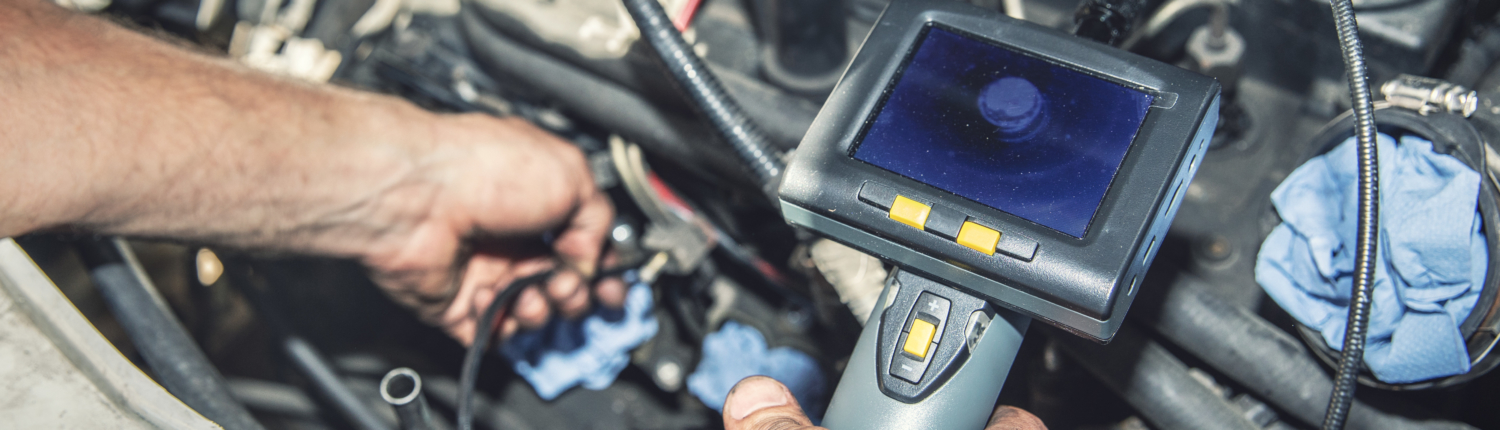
957 221 1001 255
904 319 937 358
889 196 931 229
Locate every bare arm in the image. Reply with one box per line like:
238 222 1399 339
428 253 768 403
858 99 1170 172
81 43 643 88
0 0 622 342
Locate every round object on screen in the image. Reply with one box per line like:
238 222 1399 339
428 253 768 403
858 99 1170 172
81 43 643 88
978 77 1048 142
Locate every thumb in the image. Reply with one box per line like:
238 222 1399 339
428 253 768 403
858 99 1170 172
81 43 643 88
551 191 612 278
986 405 1048 430
723 376 823 430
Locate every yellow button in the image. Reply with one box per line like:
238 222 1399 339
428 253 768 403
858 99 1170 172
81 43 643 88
904 319 937 358
889 196 931 229
957 221 1001 255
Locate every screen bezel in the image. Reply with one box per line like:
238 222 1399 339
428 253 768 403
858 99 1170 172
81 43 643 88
846 23 1157 239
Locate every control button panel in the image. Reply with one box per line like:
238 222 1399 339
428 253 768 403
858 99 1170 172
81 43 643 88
877 270 996 402
858 181 898 210
891 292 950 384
997 232 1039 261
956 221 1001 255
906 292 951 332
858 181 1037 263
890 292 948 384
924 204 966 240
889 196 932 229
890 346 932 383
903 319 937 358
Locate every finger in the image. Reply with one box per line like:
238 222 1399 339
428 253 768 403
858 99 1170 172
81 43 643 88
512 286 550 329
499 317 520 340
445 318 477 348
546 270 585 316
591 251 628 309
489 258 555 330
556 278 592 318
723 376 823 430
440 253 514 345
986 406 1047 430
552 191 614 278
593 277 628 309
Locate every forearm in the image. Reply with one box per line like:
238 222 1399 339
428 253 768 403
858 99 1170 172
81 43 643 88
0 0 618 340
0 0 440 257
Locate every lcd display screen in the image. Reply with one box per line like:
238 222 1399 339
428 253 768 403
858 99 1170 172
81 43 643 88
852 26 1154 238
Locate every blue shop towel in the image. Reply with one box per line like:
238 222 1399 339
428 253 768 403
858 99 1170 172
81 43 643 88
687 320 827 421
499 273 659 400
1256 133 1485 384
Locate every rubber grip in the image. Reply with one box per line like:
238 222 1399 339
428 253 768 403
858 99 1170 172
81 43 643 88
822 279 1029 430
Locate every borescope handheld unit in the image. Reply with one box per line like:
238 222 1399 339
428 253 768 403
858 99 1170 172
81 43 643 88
776 0 1220 427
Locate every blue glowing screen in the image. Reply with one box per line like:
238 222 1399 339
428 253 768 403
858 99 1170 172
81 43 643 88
852 27 1154 238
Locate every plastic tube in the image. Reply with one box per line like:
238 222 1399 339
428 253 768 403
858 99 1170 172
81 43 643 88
382 368 434 430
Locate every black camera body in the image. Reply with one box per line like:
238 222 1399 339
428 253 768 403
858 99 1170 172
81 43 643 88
778 0 1220 341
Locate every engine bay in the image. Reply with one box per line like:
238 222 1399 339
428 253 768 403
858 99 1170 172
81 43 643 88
12 0 1500 428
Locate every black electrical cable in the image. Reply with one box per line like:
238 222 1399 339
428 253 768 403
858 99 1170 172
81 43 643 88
455 264 641 430
455 270 551 430
1322 0 1380 429
620 0 785 193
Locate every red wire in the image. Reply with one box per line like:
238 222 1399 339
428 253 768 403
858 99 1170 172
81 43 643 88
647 172 694 216
673 0 704 32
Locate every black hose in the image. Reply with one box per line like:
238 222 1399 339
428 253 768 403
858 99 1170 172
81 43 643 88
1323 0 1380 429
1135 279 1473 429
73 238 265 430
284 336 392 430
1049 325 1262 430
227 260 393 430
457 12 759 190
456 271 554 430
620 0 785 192
1072 0 1161 46
747 0 849 97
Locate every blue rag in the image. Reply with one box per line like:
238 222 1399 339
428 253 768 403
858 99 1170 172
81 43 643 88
1256 133 1485 384
499 273 659 400
687 321 827 420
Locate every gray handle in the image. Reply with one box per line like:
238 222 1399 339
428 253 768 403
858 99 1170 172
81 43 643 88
822 281 1029 430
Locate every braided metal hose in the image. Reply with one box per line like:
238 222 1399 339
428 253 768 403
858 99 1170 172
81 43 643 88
1322 0 1380 428
620 0 785 191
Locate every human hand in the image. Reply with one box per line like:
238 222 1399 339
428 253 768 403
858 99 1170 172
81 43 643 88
722 376 1047 430
0 0 621 346
357 114 626 345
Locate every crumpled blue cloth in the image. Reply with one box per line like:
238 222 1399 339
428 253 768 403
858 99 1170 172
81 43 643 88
1257 133 1485 384
499 272 658 400
687 320 827 421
